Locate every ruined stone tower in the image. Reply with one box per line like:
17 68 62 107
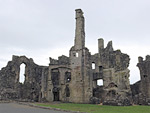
131 56 150 105
137 56 150 99
69 9 92 103
92 39 132 105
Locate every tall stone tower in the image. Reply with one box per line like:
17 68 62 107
69 9 93 103
137 56 150 101
74 9 85 50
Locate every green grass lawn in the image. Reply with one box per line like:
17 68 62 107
36 103 150 113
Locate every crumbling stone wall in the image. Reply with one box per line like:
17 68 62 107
131 56 150 105
91 39 132 106
130 81 141 105
47 62 71 102
50 55 70 65
0 55 48 102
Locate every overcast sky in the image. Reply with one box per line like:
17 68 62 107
0 0 150 84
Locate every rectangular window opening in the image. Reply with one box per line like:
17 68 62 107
76 53 79 57
97 79 103 86
92 63 95 69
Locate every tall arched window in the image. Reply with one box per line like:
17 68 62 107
19 63 25 83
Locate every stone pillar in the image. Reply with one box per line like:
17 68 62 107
47 67 54 102
41 68 45 98
98 38 104 53
74 9 85 50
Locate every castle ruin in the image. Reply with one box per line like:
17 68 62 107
0 9 150 106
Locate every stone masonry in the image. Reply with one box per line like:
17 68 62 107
0 9 149 106
0 55 48 102
131 56 150 105
91 39 132 105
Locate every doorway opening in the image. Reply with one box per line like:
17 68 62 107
53 87 59 101
65 85 70 97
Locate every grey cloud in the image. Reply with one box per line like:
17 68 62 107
0 0 150 84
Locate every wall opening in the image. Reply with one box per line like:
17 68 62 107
53 87 59 101
92 63 95 69
143 75 147 78
19 63 26 84
65 85 70 97
99 66 103 73
97 79 103 86
51 69 60 85
76 52 79 57
65 71 71 83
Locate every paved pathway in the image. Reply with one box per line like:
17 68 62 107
0 103 69 113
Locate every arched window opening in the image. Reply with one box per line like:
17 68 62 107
19 63 25 84
97 79 103 86
65 72 71 83
92 63 96 69
51 69 60 85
